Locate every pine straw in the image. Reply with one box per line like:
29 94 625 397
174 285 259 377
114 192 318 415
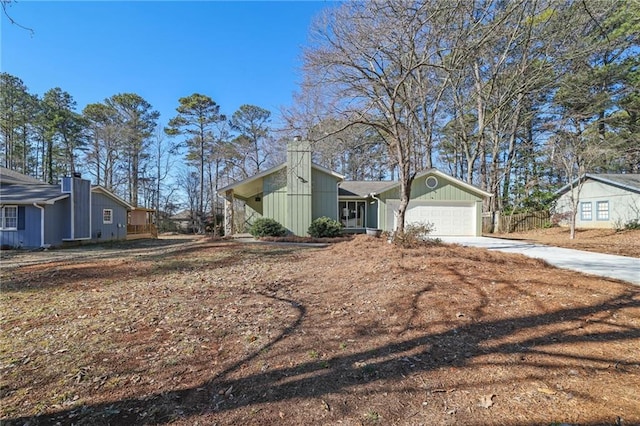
1 235 638 425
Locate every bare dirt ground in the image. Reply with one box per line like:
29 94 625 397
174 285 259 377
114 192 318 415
1 235 639 425
493 227 640 258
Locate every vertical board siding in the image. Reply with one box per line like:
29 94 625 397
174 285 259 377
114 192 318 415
45 199 70 246
312 168 339 220
0 205 41 248
91 192 128 241
264 170 288 228
73 178 91 239
287 140 312 235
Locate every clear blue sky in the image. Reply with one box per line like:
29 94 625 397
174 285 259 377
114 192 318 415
1 1 332 127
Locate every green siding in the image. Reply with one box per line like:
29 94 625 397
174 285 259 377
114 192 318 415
377 173 485 233
287 139 312 235
264 169 287 228
312 168 339 221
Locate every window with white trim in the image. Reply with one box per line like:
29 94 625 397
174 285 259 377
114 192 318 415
103 209 113 224
580 202 592 221
339 201 366 228
0 206 18 229
596 201 609 221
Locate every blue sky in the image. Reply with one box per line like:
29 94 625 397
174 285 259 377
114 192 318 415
1 1 332 127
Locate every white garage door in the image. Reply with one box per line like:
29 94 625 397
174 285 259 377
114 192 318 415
391 202 476 236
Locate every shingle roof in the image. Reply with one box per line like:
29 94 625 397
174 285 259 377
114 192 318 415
0 167 45 184
0 183 69 204
338 181 395 197
591 174 640 191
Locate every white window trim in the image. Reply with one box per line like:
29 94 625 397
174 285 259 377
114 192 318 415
596 201 609 221
103 208 113 224
1 205 18 230
580 202 592 221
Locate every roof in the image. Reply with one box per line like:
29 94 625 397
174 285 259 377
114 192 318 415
555 173 640 195
218 162 345 198
91 186 134 210
0 183 70 205
0 167 47 185
339 169 492 198
339 181 395 197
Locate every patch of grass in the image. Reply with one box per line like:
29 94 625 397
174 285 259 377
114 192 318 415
308 349 319 359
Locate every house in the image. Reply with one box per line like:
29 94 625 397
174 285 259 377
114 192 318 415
218 138 491 237
554 173 640 229
0 167 133 249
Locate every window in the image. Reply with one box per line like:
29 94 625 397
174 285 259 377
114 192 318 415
596 201 609 221
339 201 366 228
103 209 113 224
1 206 18 229
580 202 592 221
425 176 438 189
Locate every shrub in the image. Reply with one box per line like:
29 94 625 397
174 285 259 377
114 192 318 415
625 218 640 230
391 222 440 248
249 217 287 237
308 216 343 238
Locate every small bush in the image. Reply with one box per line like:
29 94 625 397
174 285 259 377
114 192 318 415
391 222 440 248
308 216 344 238
625 218 640 230
249 218 287 237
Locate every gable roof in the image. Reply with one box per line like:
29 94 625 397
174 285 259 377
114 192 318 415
339 169 492 198
0 183 70 205
0 167 47 185
217 162 345 198
555 173 640 195
91 185 134 210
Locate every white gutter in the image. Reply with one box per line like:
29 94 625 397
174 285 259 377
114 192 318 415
33 203 45 248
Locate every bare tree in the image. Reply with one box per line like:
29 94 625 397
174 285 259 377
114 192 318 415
296 0 455 231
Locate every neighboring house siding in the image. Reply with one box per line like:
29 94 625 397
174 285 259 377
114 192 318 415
263 169 288 229
311 168 339 221
1 205 40 248
73 179 92 239
556 180 640 228
44 199 70 246
91 192 127 241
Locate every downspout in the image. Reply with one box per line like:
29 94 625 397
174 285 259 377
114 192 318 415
369 193 382 230
33 203 45 248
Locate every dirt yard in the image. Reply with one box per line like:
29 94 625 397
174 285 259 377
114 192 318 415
1 235 639 425
493 227 640 258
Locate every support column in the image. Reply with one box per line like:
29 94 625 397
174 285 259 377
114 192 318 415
224 189 234 236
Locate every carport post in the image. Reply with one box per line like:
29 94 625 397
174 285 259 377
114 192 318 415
224 189 234 236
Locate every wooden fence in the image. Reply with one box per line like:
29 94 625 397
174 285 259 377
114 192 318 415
482 210 550 234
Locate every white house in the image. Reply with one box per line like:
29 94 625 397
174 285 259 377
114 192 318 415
554 174 640 229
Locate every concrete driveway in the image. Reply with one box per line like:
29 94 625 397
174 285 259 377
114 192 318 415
440 236 640 285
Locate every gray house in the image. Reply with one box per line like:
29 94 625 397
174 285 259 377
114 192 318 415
0 167 132 249
218 139 491 237
555 173 640 229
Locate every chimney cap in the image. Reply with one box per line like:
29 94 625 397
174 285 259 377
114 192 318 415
73 172 82 178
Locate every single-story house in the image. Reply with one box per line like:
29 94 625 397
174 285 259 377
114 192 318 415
554 173 640 229
218 138 491 237
0 167 133 249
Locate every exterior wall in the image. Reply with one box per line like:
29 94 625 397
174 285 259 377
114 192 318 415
377 173 484 234
62 176 91 240
311 168 340 221
263 169 288 228
0 205 40 248
286 139 312 235
366 200 378 229
91 192 128 241
44 199 70 246
555 180 640 228
244 198 263 230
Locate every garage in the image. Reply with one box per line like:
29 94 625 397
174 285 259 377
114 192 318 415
390 201 477 236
